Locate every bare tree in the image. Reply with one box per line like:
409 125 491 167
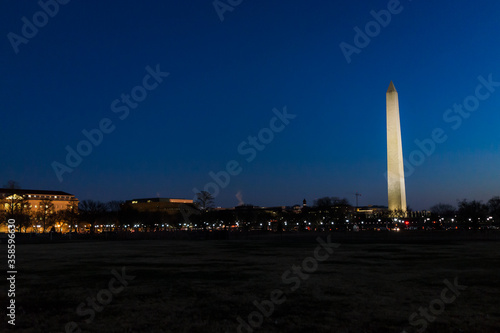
196 191 214 211
314 197 333 207
430 203 456 219
79 200 107 233
2 191 24 217
3 180 20 190
37 199 55 233
17 200 32 232
61 199 79 232
487 196 500 225
457 199 488 229
105 200 124 230
1 189 31 232
312 197 352 230
314 197 350 208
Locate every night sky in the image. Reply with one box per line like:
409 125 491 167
2 0 499 210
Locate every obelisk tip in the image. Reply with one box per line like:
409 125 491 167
387 81 397 93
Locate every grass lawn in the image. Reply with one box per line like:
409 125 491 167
2 234 500 332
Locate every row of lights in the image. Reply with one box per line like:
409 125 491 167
37 216 492 231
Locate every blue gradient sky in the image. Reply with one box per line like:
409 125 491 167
1 0 499 210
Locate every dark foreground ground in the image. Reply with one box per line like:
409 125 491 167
2 232 500 333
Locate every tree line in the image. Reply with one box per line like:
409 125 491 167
1 183 499 232
430 197 500 228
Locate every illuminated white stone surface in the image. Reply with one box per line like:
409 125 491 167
386 81 407 212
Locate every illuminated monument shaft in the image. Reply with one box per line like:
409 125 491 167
386 81 407 212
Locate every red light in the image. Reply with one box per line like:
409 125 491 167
405 221 409 225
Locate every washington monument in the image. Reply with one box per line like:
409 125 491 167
386 81 407 212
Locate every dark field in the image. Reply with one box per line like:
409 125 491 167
2 233 500 333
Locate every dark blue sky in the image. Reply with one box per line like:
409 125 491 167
2 0 499 210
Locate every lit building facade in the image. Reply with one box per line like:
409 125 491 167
0 188 78 232
124 198 195 213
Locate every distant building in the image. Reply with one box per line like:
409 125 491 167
355 205 430 219
0 188 78 232
124 198 196 214
0 188 78 212
121 198 199 229
356 205 388 218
